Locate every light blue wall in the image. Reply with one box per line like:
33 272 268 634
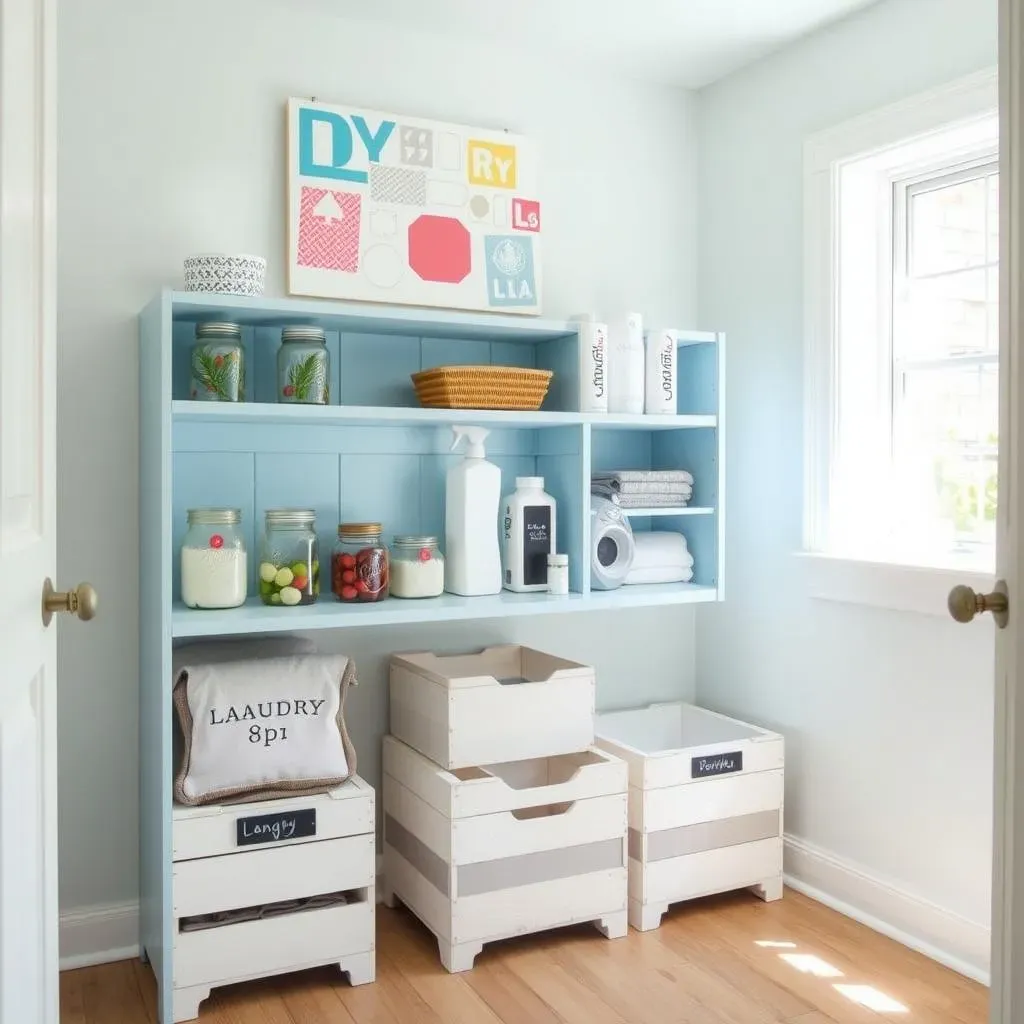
57 0 699 913
695 0 997 947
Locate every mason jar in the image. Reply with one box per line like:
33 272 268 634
389 536 444 599
259 509 320 606
332 523 389 602
190 322 245 402
277 325 330 405
180 508 247 609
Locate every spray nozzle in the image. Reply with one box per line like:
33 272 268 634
450 425 490 458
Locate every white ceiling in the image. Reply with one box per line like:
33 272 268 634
319 0 881 89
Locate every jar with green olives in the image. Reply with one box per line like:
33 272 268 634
258 509 320 606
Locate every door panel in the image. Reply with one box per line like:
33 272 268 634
0 0 57 1021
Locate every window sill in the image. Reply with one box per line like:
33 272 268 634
794 552 995 618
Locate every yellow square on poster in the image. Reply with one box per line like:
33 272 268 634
467 140 517 189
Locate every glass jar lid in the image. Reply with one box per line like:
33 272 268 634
338 522 382 539
187 507 241 526
196 321 242 339
393 535 438 548
265 508 316 527
282 325 326 344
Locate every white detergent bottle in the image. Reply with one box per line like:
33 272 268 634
502 476 557 592
445 426 502 596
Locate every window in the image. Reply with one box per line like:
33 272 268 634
804 72 999 578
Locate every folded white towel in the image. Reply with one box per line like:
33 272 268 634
600 492 693 508
591 481 693 500
624 565 695 585
592 470 695 486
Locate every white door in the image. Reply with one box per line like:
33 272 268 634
986 1 1024 1019
0 0 63 1022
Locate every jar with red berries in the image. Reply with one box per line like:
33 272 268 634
332 523 389 602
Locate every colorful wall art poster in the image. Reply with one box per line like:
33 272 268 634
287 99 543 315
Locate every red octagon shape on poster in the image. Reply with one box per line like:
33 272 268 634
408 215 471 284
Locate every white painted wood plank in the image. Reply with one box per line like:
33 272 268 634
172 780 374 861
383 844 453 944
640 770 783 833
639 837 783 905
453 794 627 865
173 899 373 988
383 775 454 862
382 735 626 819
173 834 375 918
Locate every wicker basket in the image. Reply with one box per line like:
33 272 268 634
412 366 553 411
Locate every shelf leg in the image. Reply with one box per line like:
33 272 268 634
751 877 784 902
172 984 211 1023
629 899 667 932
594 909 628 939
340 950 375 986
438 939 482 973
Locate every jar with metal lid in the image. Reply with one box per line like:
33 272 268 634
332 523 389 602
258 509 320 606
389 536 444 599
190 321 245 402
277 325 330 405
181 508 247 609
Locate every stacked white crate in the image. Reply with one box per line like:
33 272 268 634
596 702 784 932
170 778 376 1022
383 645 629 972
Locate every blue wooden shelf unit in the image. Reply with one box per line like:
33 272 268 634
137 289 724 1018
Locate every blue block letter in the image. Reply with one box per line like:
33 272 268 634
299 107 366 183
352 116 396 165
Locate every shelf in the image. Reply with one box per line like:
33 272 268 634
620 506 715 517
167 291 577 344
171 585 718 638
170 400 717 431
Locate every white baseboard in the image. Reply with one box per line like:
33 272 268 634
59 901 140 971
60 856 387 972
784 833 990 985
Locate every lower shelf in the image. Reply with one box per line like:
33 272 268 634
171 584 718 637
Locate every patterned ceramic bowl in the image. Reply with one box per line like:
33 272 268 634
183 254 267 296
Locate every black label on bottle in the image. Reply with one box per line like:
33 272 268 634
523 505 552 586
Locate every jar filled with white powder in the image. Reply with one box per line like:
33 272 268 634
389 535 445 599
181 508 248 609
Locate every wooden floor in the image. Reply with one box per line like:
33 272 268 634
59 889 987 1024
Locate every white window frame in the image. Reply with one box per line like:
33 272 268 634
801 69 998 615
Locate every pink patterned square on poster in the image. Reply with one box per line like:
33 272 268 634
297 187 361 272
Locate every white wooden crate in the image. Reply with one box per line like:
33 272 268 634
381 735 628 971
389 645 595 770
596 702 784 931
170 777 376 1021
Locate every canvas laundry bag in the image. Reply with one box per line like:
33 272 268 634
173 652 357 806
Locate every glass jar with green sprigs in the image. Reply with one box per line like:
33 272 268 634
277 325 330 405
190 321 245 402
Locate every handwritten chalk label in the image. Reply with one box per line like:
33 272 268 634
236 808 316 847
691 751 744 779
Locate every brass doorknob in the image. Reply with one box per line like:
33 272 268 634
41 578 98 626
948 581 1008 628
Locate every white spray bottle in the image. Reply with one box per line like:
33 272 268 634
445 426 502 596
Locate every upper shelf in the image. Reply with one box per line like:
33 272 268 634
165 290 578 344
171 401 717 431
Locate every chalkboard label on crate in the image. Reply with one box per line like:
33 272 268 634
236 808 316 846
523 504 552 586
691 751 743 778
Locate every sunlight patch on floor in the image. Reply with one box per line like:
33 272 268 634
834 984 910 1013
754 940 798 948
779 953 844 978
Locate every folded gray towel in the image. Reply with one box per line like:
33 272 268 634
591 481 693 499
592 469 695 488
596 491 693 508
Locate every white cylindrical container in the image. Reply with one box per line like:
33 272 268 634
571 315 608 413
608 312 644 414
645 329 677 415
502 477 557 592
547 553 569 595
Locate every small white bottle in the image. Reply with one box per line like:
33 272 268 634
571 314 608 413
547 553 570 596
645 329 677 415
608 312 644 414
445 426 502 596
502 477 557 592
